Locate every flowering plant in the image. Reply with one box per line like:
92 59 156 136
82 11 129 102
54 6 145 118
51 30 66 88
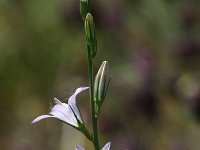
32 0 112 149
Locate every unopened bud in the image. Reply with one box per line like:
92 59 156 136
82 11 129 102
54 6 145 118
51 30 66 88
94 61 111 105
84 13 97 59
80 0 89 20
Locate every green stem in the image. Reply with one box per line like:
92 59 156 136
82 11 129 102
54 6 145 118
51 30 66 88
87 46 100 150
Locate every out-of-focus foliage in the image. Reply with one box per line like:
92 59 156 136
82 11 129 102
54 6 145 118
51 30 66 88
0 0 200 150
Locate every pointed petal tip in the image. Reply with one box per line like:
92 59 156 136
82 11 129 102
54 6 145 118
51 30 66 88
77 86 89 92
102 142 111 150
31 115 54 124
75 145 85 150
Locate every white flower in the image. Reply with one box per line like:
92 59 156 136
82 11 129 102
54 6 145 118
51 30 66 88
75 142 111 150
32 87 89 127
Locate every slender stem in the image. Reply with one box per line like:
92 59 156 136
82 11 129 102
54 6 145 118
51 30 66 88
87 46 100 150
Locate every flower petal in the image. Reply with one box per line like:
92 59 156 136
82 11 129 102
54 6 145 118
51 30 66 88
75 145 85 150
32 104 78 127
32 87 89 127
50 104 78 127
32 115 55 124
102 142 111 150
68 87 89 122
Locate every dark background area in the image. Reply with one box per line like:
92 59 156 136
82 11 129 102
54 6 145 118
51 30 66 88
0 0 200 149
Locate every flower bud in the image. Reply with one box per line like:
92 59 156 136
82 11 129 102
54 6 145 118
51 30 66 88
80 0 89 20
94 61 111 105
84 13 97 59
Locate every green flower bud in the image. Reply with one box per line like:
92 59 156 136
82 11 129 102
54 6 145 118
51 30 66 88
94 61 111 106
80 0 89 20
84 13 97 59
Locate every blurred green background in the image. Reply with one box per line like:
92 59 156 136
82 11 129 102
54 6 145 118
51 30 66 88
1 0 200 149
